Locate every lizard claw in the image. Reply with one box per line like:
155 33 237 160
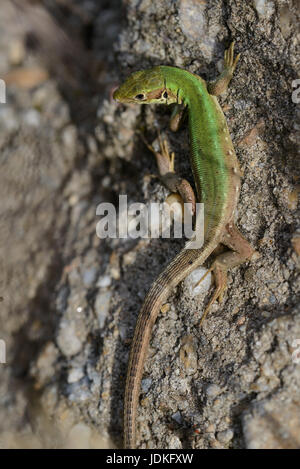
224 41 240 74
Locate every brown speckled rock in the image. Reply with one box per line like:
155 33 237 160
0 0 299 449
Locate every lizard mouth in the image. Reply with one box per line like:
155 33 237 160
113 89 133 104
112 88 121 102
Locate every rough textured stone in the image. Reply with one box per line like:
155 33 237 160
0 0 299 450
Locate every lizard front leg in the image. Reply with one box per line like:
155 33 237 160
169 103 187 132
207 41 240 96
140 132 196 215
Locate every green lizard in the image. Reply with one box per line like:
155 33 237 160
113 42 258 449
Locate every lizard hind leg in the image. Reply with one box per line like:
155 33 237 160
198 223 258 327
198 261 228 327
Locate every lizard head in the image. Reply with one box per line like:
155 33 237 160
113 67 177 104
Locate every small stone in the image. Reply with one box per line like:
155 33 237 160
96 275 112 288
32 86 51 108
23 109 41 127
141 378 152 393
140 396 149 407
279 5 295 38
68 381 91 403
122 251 137 266
184 267 212 296
87 135 97 154
82 267 97 287
57 320 83 357
179 335 198 374
171 411 183 424
168 435 182 449
94 290 112 329
9 40 25 66
179 0 206 41
253 0 275 20
0 108 18 131
205 423 216 433
62 125 77 148
285 188 299 211
217 429 234 444
109 253 120 280
68 368 84 384
210 439 224 449
101 176 111 188
206 384 222 398
160 303 170 314
34 342 58 386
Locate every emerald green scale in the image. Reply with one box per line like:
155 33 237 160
161 66 230 240
188 92 229 240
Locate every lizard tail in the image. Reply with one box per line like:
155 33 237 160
123 239 217 448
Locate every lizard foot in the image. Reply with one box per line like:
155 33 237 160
139 130 196 215
196 262 228 327
224 41 240 75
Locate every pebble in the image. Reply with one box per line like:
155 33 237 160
179 0 206 41
122 251 137 267
0 107 18 131
184 266 212 296
57 320 83 357
68 382 91 403
9 40 25 66
279 5 295 38
96 275 112 288
171 411 183 425
180 335 198 374
141 378 152 393
68 368 84 384
62 125 77 148
217 429 234 444
253 0 275 20
82 267 97 287
94 290 112 329
168 435 182 449
23 109 41 127
206 384 222 398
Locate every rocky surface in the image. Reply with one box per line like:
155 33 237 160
0 0 299 449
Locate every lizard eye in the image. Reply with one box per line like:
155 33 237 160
135 94 145 100
163 91 168 99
